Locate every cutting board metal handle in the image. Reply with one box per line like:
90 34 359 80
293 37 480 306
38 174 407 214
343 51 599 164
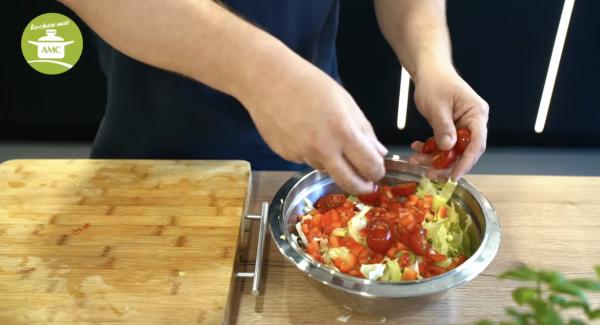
236 202 269 295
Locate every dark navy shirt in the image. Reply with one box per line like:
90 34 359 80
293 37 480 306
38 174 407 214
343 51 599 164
91 0 340 170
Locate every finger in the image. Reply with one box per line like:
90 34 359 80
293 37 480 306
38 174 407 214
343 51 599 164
354 105 388 157
407 152 431 166
343 132 386 183
451 120 487 180
428 104 457 151
425 167 450 181
322 155 376 194
304 157 325 171
374 139 388 157
410 141 424 153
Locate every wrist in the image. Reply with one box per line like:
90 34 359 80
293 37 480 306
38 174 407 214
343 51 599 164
412 52 456 86
230 33 304 110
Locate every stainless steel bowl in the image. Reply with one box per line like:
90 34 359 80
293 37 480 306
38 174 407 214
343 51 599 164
268 156 501 316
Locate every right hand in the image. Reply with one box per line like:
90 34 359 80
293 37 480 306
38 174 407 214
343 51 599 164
239 61 387 194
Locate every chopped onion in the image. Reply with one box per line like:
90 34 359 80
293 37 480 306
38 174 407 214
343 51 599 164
295 222 309 247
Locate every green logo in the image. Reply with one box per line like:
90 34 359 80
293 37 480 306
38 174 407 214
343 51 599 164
21 13 83 75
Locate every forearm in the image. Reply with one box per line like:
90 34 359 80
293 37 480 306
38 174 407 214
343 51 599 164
59 0 303 102
374 0 454 82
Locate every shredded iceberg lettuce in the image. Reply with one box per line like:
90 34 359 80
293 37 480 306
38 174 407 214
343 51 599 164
331 227 349 237
360 263 386 280
416 178 438 199
416 177 458 212
386 259 402 281
422 202 473 257
348 205 371 245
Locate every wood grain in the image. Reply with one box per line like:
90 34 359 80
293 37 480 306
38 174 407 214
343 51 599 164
231 172 600 325
0 159 251 325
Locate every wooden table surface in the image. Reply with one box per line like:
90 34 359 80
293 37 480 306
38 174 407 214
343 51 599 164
231 172 600 325
0 159 251 325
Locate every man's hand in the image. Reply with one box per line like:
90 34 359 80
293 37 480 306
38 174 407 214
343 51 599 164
409 65 489 180
374 0 488 180
240 60 388 194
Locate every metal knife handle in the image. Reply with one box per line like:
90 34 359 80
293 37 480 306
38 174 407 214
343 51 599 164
236 202 269 296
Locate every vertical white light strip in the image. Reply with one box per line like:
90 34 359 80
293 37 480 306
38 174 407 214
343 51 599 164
397 66 410 130
535 0 576 133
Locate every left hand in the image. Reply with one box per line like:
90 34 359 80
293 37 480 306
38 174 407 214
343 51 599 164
409 64 489 180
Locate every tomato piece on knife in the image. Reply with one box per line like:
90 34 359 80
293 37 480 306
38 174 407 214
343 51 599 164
421 137 438 154
358 184 380 205
455 128 472 154
391 182 418 197
366 219 394 254
315 194 346 211
431 149 457 169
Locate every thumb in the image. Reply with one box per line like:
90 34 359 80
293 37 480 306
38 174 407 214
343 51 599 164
430 105 456 151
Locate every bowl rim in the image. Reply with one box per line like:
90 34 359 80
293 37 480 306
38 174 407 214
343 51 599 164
268 156 501 298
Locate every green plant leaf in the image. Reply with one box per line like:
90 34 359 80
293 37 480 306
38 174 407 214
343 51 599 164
588 308 600 319
571 279 600 291
567 319 586 325
500 266 539 281
529 300 564 325
539 271 566 285
549 295 567 305
550 282 588 305
476 320 496 325
505 308 529 325
549 294 589 312
552 299 589 312
595 265 600 280
512 288 539 306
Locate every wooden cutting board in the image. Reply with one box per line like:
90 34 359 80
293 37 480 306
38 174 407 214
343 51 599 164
0 159 251 325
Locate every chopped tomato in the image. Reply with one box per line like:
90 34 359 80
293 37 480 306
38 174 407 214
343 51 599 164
427 248 446 263
395 241 409 252
321 209 339 228
449 255 467 269
307 241 320 259
333 254 357 273
408 227 428 256
402 268 418 281
348 269 363 277
387 203 403 213
419 262 431 278
346 240 366 256
301 223 310 236
385 246 397 259
329 236 340 248
405 195 419 206
438 205 448 219
427 264 447 276
371 253 385 264
399 253 411 267
311 214 322 228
